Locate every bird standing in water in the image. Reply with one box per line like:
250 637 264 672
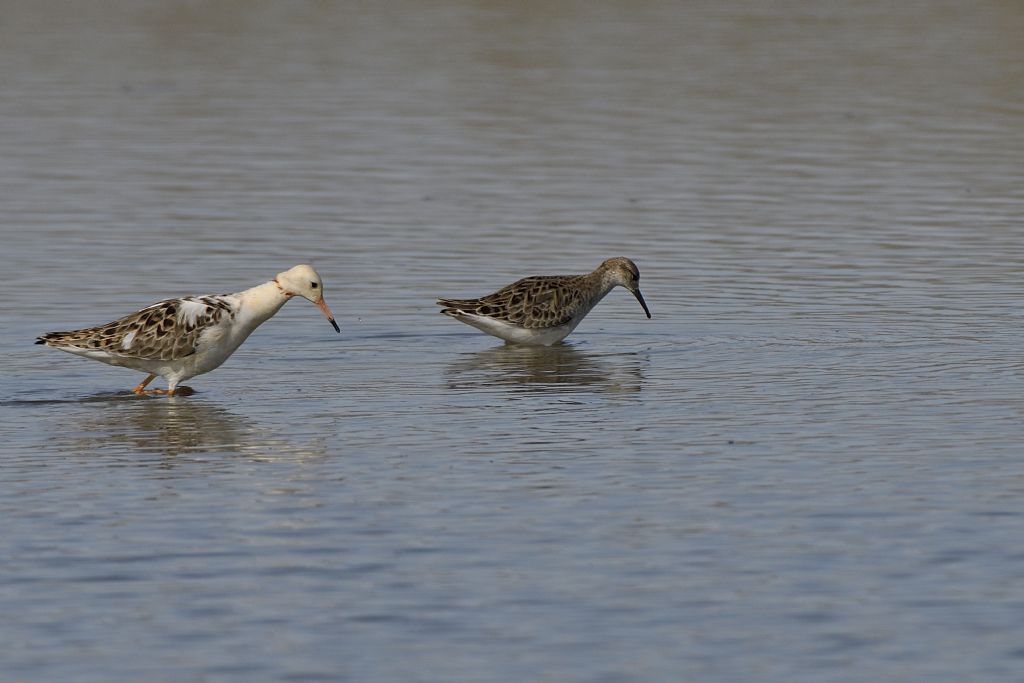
437 257 651 346
36 264 339 396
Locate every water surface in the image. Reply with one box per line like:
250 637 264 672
2 2 1024 681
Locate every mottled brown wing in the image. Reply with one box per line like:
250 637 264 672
476 275 587 328
37 296 233 361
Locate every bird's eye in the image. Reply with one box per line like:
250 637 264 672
311 282 318 289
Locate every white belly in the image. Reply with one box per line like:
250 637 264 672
457 313 581 346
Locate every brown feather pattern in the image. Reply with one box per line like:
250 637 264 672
36 296 236 361
439 274 591 329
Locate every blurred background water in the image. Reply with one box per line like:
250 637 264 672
2 1 1024 681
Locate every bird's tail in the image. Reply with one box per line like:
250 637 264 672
437 298 473 317
36 331 75 346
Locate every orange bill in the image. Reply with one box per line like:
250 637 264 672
317 298 340 333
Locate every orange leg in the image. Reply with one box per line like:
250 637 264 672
132 374 157 395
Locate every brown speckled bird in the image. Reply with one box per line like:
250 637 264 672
437 257 651 345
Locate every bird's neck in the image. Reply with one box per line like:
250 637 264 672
238 280 291 328
585 270 619 304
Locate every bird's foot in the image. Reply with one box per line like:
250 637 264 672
131 374 158 394
141 386 196 397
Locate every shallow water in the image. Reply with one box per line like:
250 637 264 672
2 1 1024 681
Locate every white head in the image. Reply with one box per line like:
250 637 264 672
597 257 651 319
274 264 340 332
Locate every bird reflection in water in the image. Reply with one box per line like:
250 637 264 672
445 343 644 394
61 395 324 463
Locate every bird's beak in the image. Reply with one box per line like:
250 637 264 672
317 298 341 333
631 288 652 319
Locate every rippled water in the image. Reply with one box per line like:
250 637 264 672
3 1 1024 681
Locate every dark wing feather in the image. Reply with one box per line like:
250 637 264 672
36 296 235 361
440 275 588 329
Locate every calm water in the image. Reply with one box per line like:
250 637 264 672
2 1 1024 681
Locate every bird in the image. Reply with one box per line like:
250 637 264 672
36 264 339 396
437 257 651 345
